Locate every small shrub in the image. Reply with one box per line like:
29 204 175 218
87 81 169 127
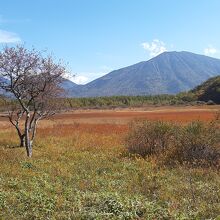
125 120 175 157
125 120 220 167
167 121 220 167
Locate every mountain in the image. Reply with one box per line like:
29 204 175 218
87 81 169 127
61 78 83 97
67 51 220 97
191 75 220 104
0 77 83 98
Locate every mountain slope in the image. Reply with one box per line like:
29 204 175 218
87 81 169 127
71 51 220 97
0 77 83 98
61 78 83 97
192 75 220 104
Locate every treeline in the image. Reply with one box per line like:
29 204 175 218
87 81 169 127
65 92 198 109
0 92 210 111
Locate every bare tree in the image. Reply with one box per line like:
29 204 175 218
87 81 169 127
0 45 66 157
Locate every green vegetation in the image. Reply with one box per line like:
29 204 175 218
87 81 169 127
192 75 220 104
0 94 184 111
65 93 198 109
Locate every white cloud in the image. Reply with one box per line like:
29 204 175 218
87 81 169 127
63 72 89 85
141 39 167 58
72 75 89 84
74 72 108 84
204 45 218 57
0 29 21 43
64 66 113 85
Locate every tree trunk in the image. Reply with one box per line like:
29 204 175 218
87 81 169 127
25 131 32 157
19 134 25 147
24 112 32 157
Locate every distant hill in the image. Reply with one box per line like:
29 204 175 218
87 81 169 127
61 78 83 97
65 51 220 97
0 77 83 98
192 75 220 104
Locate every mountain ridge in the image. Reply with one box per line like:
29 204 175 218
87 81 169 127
63 51 220 97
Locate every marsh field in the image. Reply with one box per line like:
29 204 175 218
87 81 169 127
0 105 220 219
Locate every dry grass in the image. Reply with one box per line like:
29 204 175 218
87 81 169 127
0 107 220 219
52 105 220 124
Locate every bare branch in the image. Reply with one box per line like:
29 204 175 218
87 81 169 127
0 45 67 157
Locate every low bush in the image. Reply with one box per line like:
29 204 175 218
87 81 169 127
125 120 220 167
125 120 176 157
167 121 220 167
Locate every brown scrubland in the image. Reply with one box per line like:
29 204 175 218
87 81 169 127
0 105 219 219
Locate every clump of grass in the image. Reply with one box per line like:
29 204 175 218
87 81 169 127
125 120 220 167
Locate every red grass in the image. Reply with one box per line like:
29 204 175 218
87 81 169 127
53 108 218 123
37 123 128 138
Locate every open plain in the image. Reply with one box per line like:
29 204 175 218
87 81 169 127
53 105 220 124
0 105 220 219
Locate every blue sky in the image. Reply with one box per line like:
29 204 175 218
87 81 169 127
0 0 220 84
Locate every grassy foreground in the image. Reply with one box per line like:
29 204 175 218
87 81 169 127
0 122 220 219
